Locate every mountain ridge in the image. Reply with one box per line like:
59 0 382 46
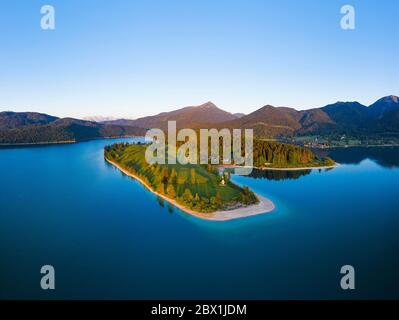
104 101 240 130
102 95 399 137
0 111 146 144
1 95 398 144
215 95 399 137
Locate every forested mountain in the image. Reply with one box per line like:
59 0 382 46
368 95 399 119
2 95 398 144
104 102 240 130
220 105 302 137
0 112 145 144
216 95 399 137
0 111 57 130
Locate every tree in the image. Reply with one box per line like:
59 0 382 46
170 167 177 184
182 188 193 202
156 183 165 194
166 184 176 199
215 192 222 207
190 168 196 184
194 193 201 203
162 167 169 184
224 171 231 183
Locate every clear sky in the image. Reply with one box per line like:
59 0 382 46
0 0 398 119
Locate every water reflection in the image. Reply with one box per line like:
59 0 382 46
249 168 312 181
315 146 399 168
157 196 165 208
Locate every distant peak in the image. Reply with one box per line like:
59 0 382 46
334 101 360 105
199 101 217 109
260 104 276 109
385 95 398 103
370 95 399 107
83 116 116 122
325 101 365 109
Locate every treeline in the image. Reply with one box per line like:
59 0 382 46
0 125 75 144
202 137 335 168
105 143 258 213
0 120 145 144
252 140 334 168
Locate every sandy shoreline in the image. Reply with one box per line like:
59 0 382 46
105 158 275 221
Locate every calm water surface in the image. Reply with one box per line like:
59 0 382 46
1 140 399 299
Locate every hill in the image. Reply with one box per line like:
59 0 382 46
0 111 57 130
220 105 302 137
105 101 240 130
2 95 399 144
0 112 145 144
215 95 399 138
368 95 399 119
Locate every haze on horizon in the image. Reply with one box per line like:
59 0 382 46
0 0 398 119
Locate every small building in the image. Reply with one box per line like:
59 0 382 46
220 176 226 186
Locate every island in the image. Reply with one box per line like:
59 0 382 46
104 140 335 221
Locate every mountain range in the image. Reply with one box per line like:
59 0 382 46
104 101 242 130
0 112 145 144
1 95 398 144
234 96 399 137
104 95 399 137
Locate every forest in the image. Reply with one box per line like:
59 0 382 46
252 139 335 168
104 143 259 213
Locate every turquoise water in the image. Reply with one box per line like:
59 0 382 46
1 140 399 299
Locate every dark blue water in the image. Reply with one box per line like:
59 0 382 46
1 141 399 299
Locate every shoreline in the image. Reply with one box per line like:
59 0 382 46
105 157 275 221
0 135 140 147
256 163 339 171
0 140 76 146
306 144 399 149
221 163 339 172
318 144 399 149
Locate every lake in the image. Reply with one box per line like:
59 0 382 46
1 140 399 299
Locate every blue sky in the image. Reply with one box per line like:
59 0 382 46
0 0 398 119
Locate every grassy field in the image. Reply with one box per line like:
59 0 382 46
104 143 258 213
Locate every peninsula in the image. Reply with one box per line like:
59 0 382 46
104 143 273 221
104 139 335 220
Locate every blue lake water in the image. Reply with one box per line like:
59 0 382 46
1 140 399 299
